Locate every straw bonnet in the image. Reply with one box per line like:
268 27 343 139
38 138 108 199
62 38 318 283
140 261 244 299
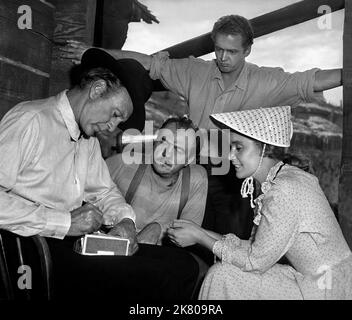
210 106 292 147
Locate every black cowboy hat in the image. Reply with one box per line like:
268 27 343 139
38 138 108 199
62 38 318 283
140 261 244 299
78 48 156 132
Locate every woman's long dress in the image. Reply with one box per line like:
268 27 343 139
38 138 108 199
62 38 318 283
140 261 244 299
199 162 352 300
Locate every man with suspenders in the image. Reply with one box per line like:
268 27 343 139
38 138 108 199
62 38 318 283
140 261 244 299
106 116 208 245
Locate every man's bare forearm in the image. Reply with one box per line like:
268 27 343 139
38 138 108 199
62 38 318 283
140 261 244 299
314 68 342 91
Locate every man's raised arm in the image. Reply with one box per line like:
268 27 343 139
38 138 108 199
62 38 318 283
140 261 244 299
314 68 342 92
60 40 152 70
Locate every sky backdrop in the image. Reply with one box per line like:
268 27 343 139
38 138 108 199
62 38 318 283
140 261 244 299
123 0 344 106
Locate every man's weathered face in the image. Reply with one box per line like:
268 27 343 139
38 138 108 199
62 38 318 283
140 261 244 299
152 123 196 177
214 33 251 74
80 87 133 137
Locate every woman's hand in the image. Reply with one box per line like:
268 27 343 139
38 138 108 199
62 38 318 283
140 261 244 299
166 219 203 247
59 40 91 64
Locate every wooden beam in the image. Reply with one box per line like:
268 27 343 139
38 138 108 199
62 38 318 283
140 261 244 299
339 0 352 249
160 0 345 58
49 0 97 95
86 0 97 45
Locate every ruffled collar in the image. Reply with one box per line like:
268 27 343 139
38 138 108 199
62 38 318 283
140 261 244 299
253 161 285 225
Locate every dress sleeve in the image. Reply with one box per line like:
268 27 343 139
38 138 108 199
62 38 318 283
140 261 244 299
212 185 299 273
0 111 71 239
84 139 136 226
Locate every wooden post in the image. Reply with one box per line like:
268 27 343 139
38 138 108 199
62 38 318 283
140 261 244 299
49 0 97 95
100 0 133 49
339 0 352 249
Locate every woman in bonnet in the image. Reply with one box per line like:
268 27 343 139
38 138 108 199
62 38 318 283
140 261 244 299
167 106 352 300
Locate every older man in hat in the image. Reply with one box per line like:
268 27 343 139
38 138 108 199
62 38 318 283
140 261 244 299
0 55 198 300
75 48 156 159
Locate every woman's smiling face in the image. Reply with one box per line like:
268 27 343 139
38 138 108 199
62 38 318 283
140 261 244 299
229 131 262 179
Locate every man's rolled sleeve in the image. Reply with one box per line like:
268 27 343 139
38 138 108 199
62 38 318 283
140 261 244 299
149 51 170 80
149 52 193 99
296 68 325 103
259 66 326 108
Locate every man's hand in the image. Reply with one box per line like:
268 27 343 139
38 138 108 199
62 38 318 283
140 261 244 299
59 40 91 64
108 218 139 255
67 202 103 236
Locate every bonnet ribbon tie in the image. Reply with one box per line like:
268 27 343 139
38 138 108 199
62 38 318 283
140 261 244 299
240 144 266 209
241 176 255 208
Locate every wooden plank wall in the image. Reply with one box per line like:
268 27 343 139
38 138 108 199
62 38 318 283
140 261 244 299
339 0 352 249
49 0 97 96
0 0 54 119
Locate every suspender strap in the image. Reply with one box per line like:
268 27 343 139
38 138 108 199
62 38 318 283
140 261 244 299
177 166 190 219
125 164 191 218
125 164 147 204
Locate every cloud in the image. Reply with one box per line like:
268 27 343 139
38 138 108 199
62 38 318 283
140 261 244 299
249 28 342 71
126 0 303 52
